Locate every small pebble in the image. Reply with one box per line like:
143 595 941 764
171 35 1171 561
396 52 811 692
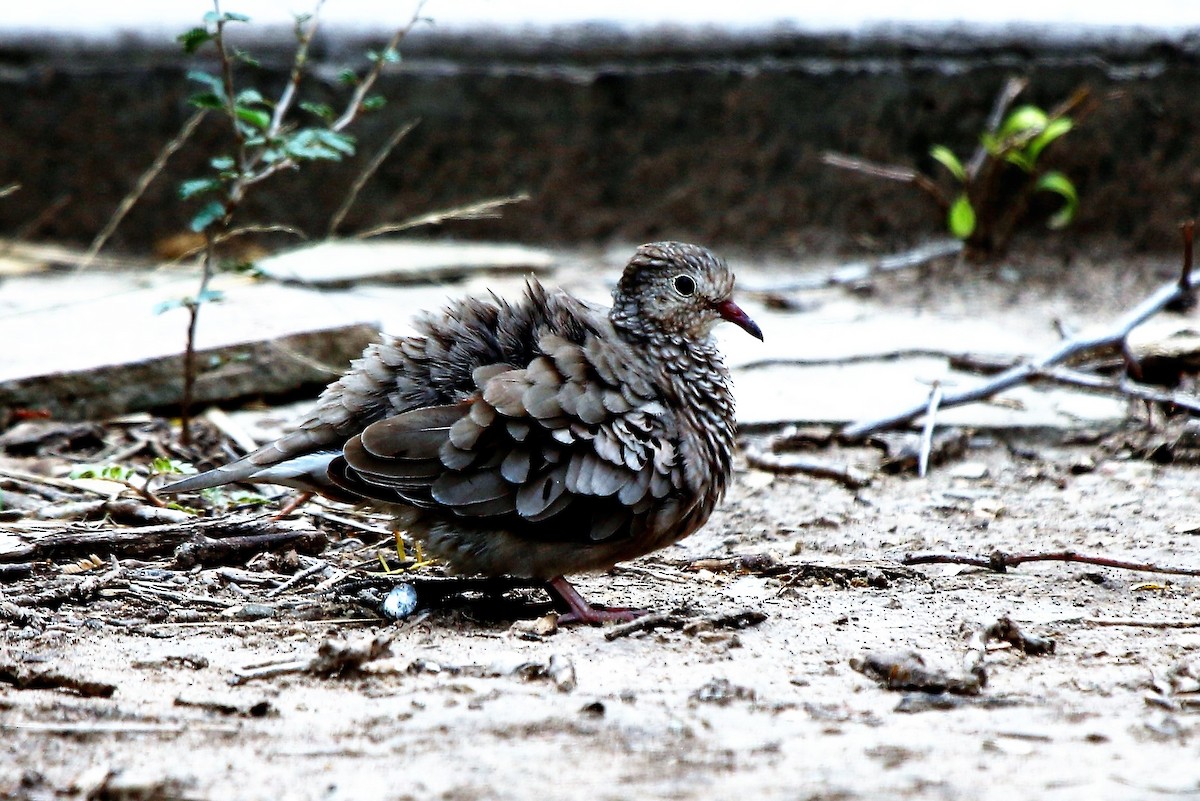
226 603 275 620
382 583 419 620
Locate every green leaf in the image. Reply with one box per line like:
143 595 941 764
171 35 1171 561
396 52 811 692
314 129 355 156
208 11 250 23
210 155 235 171
154 298 187 315
108 465 134 481
361 95 387 112
177 27 212 53
947 193 977 239
196 288 226 305
1035 171 1078 229
189 200 226 232
187 70 224 97
233 48 261 68
1003 150 1036 173
152 458 197 476
998 105 1049 140
81 464 135 482
300 101 334 121
338 69 359 85
929 145 966 183
179 177 221 200
188 93 225 110
235 106 271 129
227 491 272 507
235 88 267 106
283 129 355 161
1026 117 1073 163
979 131 1002 157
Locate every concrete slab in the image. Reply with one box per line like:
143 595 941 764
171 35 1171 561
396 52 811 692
0 269 384 419
0 251 1130 428
255 239 556 287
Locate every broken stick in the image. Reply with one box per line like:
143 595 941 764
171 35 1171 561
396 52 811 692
843 225 1200 439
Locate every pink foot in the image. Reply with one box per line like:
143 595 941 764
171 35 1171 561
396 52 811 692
547 576 647 626
272 490 314 520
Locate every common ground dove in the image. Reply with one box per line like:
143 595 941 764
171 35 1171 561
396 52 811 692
163 242 762 623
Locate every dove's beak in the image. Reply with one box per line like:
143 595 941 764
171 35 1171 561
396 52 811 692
715 299 763 341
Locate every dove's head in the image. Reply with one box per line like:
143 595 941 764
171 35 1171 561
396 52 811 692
611 241 763 343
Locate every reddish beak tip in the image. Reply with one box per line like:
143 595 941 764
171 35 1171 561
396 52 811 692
716 299 764 341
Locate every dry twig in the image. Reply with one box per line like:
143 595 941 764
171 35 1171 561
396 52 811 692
0 515 318 564
328 119 420 235
917 380 944 477
903 548 1200 577
743 446 871 489
356 193 531 239
740 240 964 295
0 662 116 698
604 609 766 641
843 227 1200 439
821 152 950 209
963 76 1028 180
229 632 395 684
81 109 208 270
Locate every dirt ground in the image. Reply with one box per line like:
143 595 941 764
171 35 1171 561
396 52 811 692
4 246 1200 801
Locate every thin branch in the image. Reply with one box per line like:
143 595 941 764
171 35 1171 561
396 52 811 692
328 119 419 236
356 193 531 239
180 230 219 446
842 230 1200 439
162 224 307 265
1048 86 1094 124
821 152 950 210
0 183 19 200
81 110 207 270
1034 366 1200 416
603 609 766 641
739 239 964 295
265 2 325 141
1086 618 1200 629
903 549 1200 577
917 380 944 478
230 2 429 195
1180 220 1194 293
331 0 429 133
14 194 72 241
737 349 1016 374
213 0 250 209
964 76 1028 181
743 447 871 489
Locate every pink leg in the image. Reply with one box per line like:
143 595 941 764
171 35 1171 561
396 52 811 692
271 491 314 520
547 576 647 626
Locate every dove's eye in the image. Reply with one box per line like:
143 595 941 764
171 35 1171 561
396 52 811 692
672 274 696 297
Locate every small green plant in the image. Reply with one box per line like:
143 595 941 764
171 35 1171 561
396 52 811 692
823 81 1088 260
930 103 1078 240
71 457 198 508
170 1 425 445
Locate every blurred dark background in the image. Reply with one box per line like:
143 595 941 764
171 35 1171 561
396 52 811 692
1 25 1199 255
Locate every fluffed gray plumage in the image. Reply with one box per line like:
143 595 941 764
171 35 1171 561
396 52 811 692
162 241 762 623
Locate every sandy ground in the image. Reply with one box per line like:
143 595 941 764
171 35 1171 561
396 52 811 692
4 247 1200 800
